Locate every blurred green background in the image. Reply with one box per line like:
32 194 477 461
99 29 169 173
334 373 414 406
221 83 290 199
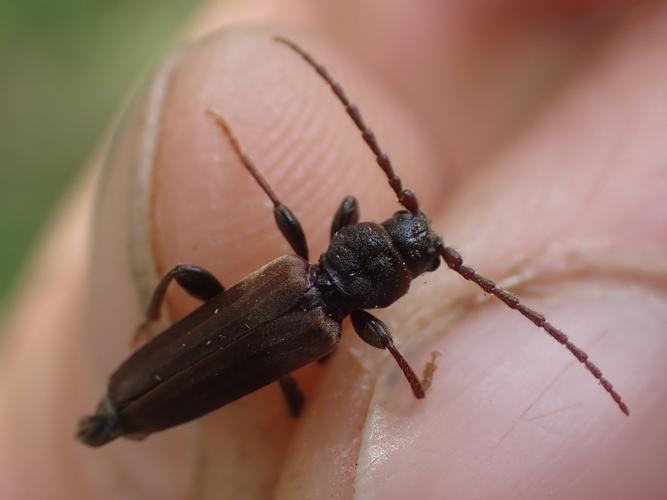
0 0 204 314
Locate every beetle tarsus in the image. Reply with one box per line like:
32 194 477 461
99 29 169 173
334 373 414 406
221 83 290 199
279 375 305 417
420 351 442 393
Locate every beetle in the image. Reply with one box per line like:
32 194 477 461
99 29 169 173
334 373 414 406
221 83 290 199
77 35 628 448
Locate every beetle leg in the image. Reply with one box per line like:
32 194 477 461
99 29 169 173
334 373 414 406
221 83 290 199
279 374 305 417
330 195 359 240
207 110 309 260
351 309 432 399
273 204 309 260
133 264 224 348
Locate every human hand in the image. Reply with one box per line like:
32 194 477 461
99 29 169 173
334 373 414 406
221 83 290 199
2 1 666 499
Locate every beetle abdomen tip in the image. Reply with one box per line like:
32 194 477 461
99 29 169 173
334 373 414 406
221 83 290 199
76 414 119 447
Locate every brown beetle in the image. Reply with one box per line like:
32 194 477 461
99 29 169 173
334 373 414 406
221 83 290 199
77 36 628 448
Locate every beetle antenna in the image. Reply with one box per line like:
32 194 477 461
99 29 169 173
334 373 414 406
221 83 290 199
274 35 419 213
206 109 310 260
439 245 629 416
206 109 282 208
274 35 628 416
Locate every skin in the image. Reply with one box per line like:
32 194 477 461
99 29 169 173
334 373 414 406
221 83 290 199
1 0 667 498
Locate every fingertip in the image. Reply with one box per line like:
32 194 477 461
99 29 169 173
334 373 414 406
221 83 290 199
80 27 444 497
355 279 666 499
151 28 442 309
108 27 441 497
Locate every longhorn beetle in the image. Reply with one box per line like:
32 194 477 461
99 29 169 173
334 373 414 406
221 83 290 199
77 35 628 447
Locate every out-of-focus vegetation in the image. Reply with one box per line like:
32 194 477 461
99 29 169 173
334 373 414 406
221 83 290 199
0 0 203 311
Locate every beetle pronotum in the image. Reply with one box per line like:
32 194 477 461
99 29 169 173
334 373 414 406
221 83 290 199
77 35 628 448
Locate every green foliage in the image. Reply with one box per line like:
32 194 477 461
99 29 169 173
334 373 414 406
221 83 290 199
0 0 202 309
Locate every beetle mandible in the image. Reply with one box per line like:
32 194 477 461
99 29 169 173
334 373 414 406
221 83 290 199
76 35 628 447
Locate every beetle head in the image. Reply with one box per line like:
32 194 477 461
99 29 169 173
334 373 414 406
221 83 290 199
381 210 442 278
